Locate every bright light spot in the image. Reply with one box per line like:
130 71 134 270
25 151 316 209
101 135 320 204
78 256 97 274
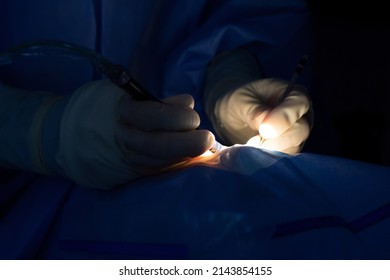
200 150 214 157
259 124 277 139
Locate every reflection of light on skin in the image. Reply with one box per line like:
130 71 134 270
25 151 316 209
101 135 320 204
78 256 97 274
259 124 277 139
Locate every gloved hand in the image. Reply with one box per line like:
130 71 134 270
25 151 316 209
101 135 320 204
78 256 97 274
204 49 312 154
0 80 213 189
56 80 214 189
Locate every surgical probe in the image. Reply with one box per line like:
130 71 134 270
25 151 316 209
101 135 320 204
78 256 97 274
279 54 308 103
258 55 308 145
0 40 226 153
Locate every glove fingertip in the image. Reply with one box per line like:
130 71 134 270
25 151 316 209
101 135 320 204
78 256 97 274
162 94 195 108
259 123 279 139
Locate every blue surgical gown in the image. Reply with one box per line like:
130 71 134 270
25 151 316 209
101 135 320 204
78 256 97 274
0 0 389 259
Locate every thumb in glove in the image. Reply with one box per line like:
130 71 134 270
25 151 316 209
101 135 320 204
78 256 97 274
56 80 213 189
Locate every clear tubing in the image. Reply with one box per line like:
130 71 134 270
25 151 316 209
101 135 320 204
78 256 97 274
0 40 114 74
0 40 228 153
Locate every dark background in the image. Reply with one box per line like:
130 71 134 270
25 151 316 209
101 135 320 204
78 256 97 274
303 1 390 166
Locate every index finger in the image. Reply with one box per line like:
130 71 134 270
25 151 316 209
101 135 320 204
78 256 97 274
119 94 200 132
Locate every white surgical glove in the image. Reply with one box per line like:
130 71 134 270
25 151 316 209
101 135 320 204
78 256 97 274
204 49 313 154
56 80 214 189
0 80 213 189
